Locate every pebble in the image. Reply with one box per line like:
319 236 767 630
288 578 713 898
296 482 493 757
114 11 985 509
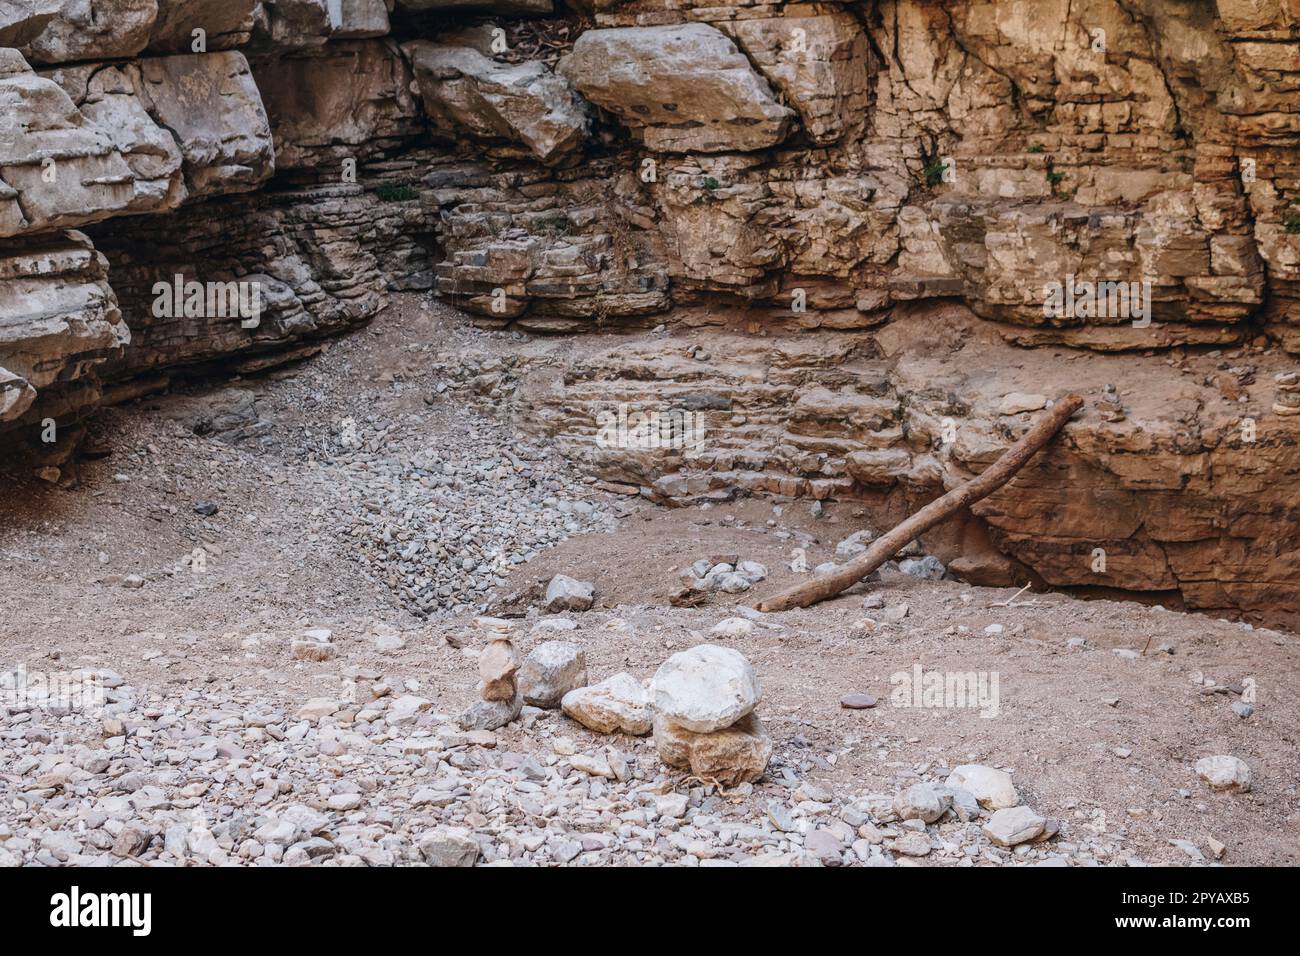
840 693 877 710
1195 755 1252 792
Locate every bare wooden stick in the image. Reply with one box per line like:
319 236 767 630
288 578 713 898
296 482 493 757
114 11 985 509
755 394 1084 613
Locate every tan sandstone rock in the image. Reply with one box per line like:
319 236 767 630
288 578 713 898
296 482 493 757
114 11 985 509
557 24 795 154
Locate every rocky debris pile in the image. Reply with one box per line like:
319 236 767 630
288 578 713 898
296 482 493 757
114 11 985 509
652 645 771 787
679 557 767 595
294 409 615 617
0 634 1225 868
1097 383 1126 422
458 618 523 732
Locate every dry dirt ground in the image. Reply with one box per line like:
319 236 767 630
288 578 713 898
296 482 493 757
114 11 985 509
1 294 1297 866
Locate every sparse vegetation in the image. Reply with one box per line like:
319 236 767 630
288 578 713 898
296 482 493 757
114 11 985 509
923 159 950 187
375 184 419 202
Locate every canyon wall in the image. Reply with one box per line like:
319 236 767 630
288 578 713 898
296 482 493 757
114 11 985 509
2 0 1299 620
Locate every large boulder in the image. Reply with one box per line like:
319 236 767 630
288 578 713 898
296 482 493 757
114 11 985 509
652 643 760 733
0 1 63 49
134 52 274 198
403 42 588 163
556 24 794 153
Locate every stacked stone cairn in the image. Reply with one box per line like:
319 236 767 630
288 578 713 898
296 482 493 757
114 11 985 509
650 644 772 787
457 617 522 731
1096 383 1126 422
1273 371 1300 416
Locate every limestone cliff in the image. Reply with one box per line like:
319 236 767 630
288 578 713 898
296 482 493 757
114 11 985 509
1 0 1298 620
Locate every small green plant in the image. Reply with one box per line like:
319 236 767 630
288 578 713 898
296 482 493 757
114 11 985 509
1046 168 1066 190
375 184 418 202
702 176 720 192
1285 213 1300 235
1027 143 1046 154
923 159 949 187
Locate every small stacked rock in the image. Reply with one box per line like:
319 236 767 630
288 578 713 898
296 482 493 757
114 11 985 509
1272 371 1300 416
651 644 771 787
457 618 523 731
1096 383 1125 422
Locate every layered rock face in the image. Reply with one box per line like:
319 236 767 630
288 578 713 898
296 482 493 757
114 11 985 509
1 1 1298 619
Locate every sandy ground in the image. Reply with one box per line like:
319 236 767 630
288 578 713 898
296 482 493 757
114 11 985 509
2 295 1298 866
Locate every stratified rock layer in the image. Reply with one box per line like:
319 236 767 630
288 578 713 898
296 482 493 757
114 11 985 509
1 0 1299 623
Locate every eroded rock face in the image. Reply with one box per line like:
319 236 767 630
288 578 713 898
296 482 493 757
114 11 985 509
0 230 126 428
557 24 796 153
15 0 156 64
722 9 871 146
148 0 259 53
2 0 1299 628
404 41 588 163
0 52 135 237
41 62 188 216
134 52 274 198
251 39 420 170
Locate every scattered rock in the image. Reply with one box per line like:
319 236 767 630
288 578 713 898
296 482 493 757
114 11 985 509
544 574 595 613
518 641 587 708
893 783 950 824
983 806 1046 847
418 828 480 867
840 693 877 709
1195 755 1252 793
998 392 1048 415
561 673 653 736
